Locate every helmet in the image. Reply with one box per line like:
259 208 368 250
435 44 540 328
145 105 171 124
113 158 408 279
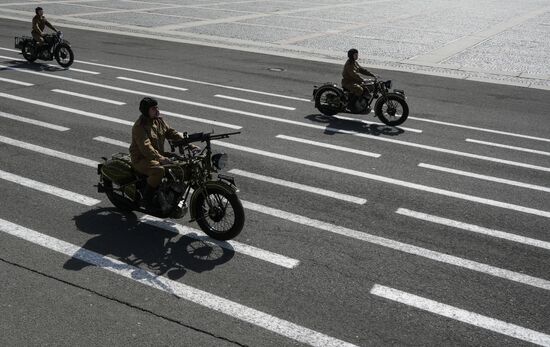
35 7 43 14
139 97 158 116
347 48 358 60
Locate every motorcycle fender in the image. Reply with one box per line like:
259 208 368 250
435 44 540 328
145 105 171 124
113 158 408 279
391 90 406 99
189 181 237 220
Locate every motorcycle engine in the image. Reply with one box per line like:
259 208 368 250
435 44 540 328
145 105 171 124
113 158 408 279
157 181 186 217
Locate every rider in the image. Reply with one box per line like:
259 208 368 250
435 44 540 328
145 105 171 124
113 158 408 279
129 97 185 209
342 48 376 108
31 7 58 46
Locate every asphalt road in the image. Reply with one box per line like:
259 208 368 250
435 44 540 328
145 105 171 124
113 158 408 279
0 19 549 347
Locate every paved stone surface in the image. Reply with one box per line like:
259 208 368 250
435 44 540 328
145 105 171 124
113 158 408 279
1 0 549 88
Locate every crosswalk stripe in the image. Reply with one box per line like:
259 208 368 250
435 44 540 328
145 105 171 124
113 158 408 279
51 89 126 105
396 208 550 250
0 76 33 86
0 218 357 347
0 169 100 206
242 200 550 291
0 111 69 131
466 138 550 157
117 76 188 91
370 284 550 346
276 134 381 158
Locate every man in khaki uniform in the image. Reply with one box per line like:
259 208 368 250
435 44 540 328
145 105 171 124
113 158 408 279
342 48 376 106
31 7 58 45
130 97 184 208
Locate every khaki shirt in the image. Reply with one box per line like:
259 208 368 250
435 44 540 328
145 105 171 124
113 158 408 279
32 15 57 34
129 116 183 163
341 59 373 89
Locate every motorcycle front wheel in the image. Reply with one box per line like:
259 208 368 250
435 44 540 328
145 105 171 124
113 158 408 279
55 43 74 68
314 89 341 116
22 42 37 62
194 186 245 240
375 95 409 126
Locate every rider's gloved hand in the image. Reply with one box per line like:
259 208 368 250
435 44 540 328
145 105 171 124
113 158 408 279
159 157 172 165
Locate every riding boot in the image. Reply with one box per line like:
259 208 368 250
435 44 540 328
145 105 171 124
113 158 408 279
347 94 357 112
143 184 157 210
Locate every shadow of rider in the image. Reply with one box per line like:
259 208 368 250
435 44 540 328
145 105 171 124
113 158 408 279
64 208 234 280
305 113 405 137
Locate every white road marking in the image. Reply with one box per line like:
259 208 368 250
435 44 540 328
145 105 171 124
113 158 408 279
409 116 550 143
93 136 128 148
212 141 550 218
242 201 550 291
52 89 126 105
0 92 134 126
396 208 550 250
466 138 550 157
140 215 299 269
214 94 296 110
333 115 423 133
418 163 550 193
0 76 33 86
74 60 310 101
0 169 99 206
46 64 100 75
276 135 381 158
162 111 242 130
1 65 545 171
0 47 18 52
117 76 188 92
228 169 367 205
370 284 550 347
0 111 69 131
0 218 357 347
0 135 98 167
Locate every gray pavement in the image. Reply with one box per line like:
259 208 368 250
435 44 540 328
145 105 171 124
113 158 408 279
0 0 550 89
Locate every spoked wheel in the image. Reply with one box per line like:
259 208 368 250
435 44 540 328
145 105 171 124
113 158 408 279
102 176 135 212
22 42 37 62
375 95 409 126
315 89 342 116
194 186 244 240
55 43 74 68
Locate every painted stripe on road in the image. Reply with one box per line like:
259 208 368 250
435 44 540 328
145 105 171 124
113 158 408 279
370 284 550 346
0 135 98 167
418 163 550 193
396 208 550 250
162 111 242 130
228 169 367 205
0 76 33 86
0 218 357 347
0 92 134 126
214 94 296 110
242 201 550 291
117 76 188 92
140 215 299 269
333 115 423 133
74 60 310 101
47 64 100 75
409 116 550 143
52 89 126 105
466 138 550 157
212 141 550 218
0 169 99 206
93 136 129 148
0 111 69 131
276 134 381 158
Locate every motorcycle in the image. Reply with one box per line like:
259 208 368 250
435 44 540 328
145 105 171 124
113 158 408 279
97 131 245 241
312 78 409 126
15 31 74 68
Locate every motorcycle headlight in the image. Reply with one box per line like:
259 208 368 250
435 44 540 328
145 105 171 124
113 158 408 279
385 80 392 89
212 153 228 170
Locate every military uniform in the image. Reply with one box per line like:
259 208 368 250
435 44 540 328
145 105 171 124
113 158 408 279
341 59 374 96
129 115 183 187
31 14 57 44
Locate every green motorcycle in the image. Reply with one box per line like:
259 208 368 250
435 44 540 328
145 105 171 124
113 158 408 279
97 131 244 240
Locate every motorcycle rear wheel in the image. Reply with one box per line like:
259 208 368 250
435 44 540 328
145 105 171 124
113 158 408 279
375 95 409 126
194 186 244 240
22 42 37 62
315 89 341 116
102 176 135 212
